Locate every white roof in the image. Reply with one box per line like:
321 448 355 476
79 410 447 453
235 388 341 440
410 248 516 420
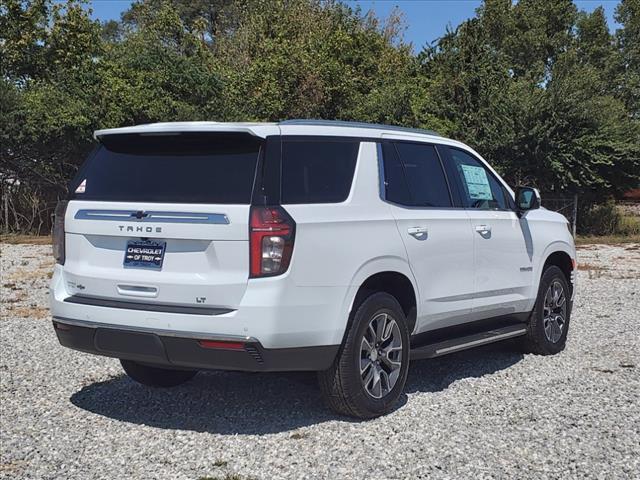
93 120 463 146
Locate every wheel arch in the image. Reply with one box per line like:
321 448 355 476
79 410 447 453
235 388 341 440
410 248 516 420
544 251 573 281
539 243 575 296
343 258 419 340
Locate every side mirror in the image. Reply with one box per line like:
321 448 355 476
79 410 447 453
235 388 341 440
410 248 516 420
515 186 541 214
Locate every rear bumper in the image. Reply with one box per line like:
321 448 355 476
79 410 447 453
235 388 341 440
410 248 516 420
52 318 339 372
49 264 354 349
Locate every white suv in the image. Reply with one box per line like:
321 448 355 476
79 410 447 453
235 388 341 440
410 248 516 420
50 120 576 418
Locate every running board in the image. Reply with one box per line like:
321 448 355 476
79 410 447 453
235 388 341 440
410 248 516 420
410 324 527 360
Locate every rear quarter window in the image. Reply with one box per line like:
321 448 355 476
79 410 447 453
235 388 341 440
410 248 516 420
281 139 360 204
71 133 262 204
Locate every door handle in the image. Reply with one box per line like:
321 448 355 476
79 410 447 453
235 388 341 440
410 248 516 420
408 226 428 239
475 225 492 237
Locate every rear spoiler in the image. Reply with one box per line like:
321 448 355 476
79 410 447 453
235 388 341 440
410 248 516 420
94 122 280 141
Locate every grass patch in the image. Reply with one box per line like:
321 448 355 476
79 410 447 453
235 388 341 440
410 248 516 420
618 214 640 235
576 262 608 272
0 460 26 474
6 264 54 284
0 235 52 245
5 306 50 319
213 460 229 467
575 234 640 246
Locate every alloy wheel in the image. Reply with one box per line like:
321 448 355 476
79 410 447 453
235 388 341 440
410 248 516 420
542 281 567 344
360 312 403 399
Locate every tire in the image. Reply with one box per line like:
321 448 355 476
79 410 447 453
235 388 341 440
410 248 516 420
318 292 410 419
120 359 198 387
521 265 571 355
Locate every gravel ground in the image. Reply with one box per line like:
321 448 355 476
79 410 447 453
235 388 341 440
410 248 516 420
1 242 639 480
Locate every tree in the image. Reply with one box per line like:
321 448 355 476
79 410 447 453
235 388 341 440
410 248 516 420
416 0 640 196
97 0 222 125
211 0 418 123
1 0 638 234
1 0 103 232
615 0 640 117
576 6 615 73
121 0 234 43
0 0 51 82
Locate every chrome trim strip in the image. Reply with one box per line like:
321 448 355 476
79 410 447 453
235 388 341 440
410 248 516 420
74 210 230 224
52 316 256 343
376 142 387 202
117 285 157 293
431 287 519 302
434 329 527 356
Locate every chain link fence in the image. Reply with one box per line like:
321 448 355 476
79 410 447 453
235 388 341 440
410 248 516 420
541 194 579 237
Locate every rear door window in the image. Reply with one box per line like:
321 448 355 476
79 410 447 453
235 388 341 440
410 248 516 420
384 142 452 208
71 133 262 204
281 138 359 204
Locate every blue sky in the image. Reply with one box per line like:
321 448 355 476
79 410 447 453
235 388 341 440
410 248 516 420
87 0 622 50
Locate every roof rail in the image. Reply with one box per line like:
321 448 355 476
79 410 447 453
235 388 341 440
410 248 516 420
279 119 440 137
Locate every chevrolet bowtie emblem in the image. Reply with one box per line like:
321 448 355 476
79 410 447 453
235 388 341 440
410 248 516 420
131 211 148 220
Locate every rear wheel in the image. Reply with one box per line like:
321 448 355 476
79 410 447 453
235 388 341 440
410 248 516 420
318 292 410 419
120 359 198 387
521 265 571 355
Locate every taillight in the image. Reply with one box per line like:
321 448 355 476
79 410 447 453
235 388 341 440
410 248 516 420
52 200 68 265
249 206 295 278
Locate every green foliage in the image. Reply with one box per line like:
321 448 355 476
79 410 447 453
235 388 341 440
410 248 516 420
212 0 418 123
577 200 640 236
619 214 640 235
418 0 640 196
98 0 222 125
614 0 640 117
0 0 51 81
576 6 614 71
1 1 104 234
1 0 639 234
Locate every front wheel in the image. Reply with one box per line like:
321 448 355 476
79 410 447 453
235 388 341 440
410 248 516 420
521 265 571 355
120 359 198 387
318 292 410 419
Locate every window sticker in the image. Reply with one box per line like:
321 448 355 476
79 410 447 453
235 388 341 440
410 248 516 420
460 165 493 200
75 179 86 194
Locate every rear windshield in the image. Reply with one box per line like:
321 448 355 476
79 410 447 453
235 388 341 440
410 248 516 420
71 133 262 204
